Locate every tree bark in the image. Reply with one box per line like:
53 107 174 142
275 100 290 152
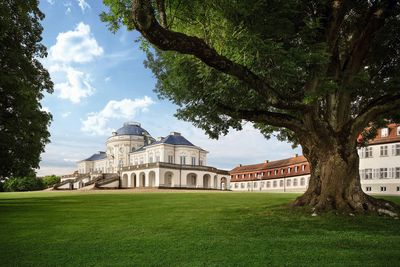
293 141 399 217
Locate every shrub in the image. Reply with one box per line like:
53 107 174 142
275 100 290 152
3 176 44 192
42 175 60 188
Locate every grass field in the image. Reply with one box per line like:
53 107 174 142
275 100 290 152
0 191 399 266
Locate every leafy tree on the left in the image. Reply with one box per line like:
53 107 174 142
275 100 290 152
0 0 53 179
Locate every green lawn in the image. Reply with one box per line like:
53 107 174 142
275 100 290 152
0 191 399 266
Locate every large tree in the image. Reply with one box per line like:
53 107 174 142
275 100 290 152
102 0 400 215
0 0 53 179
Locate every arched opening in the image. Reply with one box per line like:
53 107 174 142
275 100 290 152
203 174 211 188
149 171 156 187
130 173 136 188
214 175 218 188
220 177 227 190
139 172 146 187
164 171 173 187
187 173 197 188
121 174 128 188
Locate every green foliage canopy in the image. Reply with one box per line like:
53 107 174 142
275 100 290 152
0 0 53 179
3 176 44 192
42 175 60 188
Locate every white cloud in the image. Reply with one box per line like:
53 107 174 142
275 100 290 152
62 112 71 118
104 76 111 82
49 22 103 64
64 2 72 14
81 96 155 135
77 0 90 12
47 0 55 5
51 65 94 103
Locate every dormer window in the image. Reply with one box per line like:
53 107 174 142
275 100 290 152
288 167 291 174
294 166 298 172
302 165 306 171
381 128 389 137
280 169 284 175
397 126 400 136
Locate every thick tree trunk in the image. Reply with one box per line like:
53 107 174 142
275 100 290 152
293 142 399 217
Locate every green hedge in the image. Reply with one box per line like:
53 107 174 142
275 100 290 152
3 176 44 192
42 175 60 188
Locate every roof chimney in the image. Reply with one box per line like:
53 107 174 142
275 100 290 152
264 160 269 163
156 136 164 141
170 132 181 136
237 164 242 167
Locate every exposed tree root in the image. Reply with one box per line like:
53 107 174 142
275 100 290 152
293 191 400 218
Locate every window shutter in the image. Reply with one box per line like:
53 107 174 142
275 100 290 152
373 169 378 179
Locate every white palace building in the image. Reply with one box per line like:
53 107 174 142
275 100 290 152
56 122 229 190
229 124 400 195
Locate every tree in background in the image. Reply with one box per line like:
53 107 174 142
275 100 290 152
3 175 44 192
42 175 60 188
0 0 53 179
101 0 400 215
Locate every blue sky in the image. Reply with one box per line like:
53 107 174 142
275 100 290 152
37 0 301 176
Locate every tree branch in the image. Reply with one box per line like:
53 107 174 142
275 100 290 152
342 1 398 82
155 0 167 28
131 0 308 111
349 94 400 140
215 103 306 133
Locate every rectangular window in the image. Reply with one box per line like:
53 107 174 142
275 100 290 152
287 179 291 187
267 181 271 188
380 186 387 192
365 186 371 192
365 169 373 179
397 186 400 192
273 181 277 187
199 160 203 166
395 144 400 156
156 156 160 162
365 147 373 158
149 156 153 163
279 180 284 187
380 145 388 157
380 168 388 179
395 167 400 179
381 128 389 137
254 182 258 188
180 156 186 165
191 157 196 166
168 155 174 163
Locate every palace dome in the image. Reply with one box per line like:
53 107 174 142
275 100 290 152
113 122 152 137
